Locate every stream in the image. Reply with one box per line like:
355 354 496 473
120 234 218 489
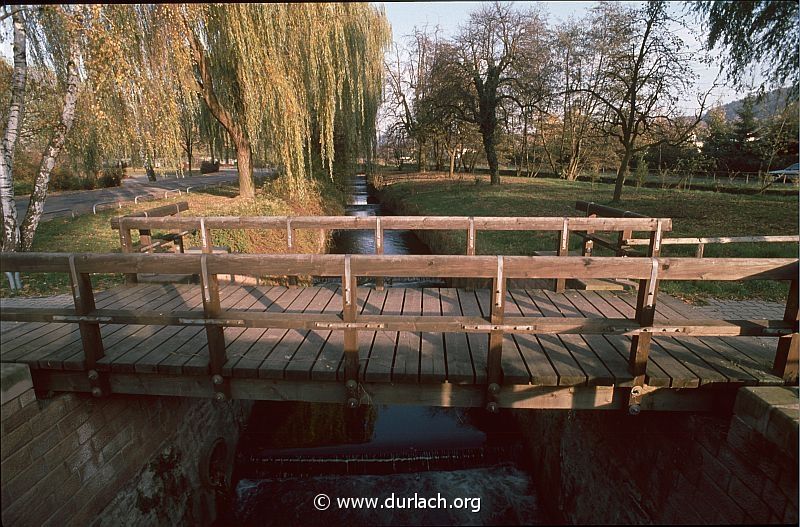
219 174 543 526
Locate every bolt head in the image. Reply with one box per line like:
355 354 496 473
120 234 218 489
347 397 359 409
214 391 226 401
628 404 641 416
345 379 358 391
91 387 103 398
212 374 224 385
488 383 501 395
87 369 99 381
486 401 499 414
631 386 643 397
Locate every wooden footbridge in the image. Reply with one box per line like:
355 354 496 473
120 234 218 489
1 213 797 413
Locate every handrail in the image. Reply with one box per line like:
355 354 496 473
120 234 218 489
1 251 797 406
112 214 673 232
626 234 800 258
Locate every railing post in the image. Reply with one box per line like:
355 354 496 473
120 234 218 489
68 256 108 397
628 222 662 413
286 218 298 286
343 255 360 407
555 218 569 293
773 279 799 383
582 213 596 257
695 243 705 258
200 254 230 400
375 217 384 291
139 229 153 254
466 217 476 256
486 256 505 413
200 217 211 254
118 220 138 285
318 228 327 254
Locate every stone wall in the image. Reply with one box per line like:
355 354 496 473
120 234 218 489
1 363 251 526
515 386 798 524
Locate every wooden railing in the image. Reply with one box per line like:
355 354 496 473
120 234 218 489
1 252 797 412
575 200 799 259
111 214 673 291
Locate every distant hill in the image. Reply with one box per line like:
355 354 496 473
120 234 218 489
713 87 793 121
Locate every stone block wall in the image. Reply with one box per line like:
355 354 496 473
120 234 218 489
514 386 798 524
1 364 251 526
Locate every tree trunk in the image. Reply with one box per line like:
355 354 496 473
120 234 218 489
448 147 456 179
612 147 634 202
483 132 500 185
0 9 27 253
19 42 80 252
235 138 254 198
188 29 255 198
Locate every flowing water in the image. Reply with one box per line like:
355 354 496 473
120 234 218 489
220 174 543 526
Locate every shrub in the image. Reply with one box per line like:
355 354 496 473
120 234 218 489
200 160 220 174
50 166 83 191
99 167 123 188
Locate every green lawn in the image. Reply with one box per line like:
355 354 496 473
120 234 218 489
379 174 798 302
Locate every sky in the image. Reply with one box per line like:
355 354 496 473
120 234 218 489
381 1 748 113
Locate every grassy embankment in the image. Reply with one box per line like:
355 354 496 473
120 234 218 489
1 177 344 297
378 173 798 302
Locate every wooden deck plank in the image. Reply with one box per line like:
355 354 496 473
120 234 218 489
562 290 661 387
392 288 421 382
651 295 779 385
584 291 701 388
513 290 585 385
283 286 340 381
339 288 386 381
0 285 143 345
440 288 475 384
499 291 533 385
241 287 321 378
27 285 176 369
364 287 403 382
541 290 616 386
163 285 266 375
610 292 756 385
105 285 230 374
125 285 241 373
256 286 335 379
419 288 447 383
229 287 302 378
310 287 369 381
0 284 154 361
457 289 488 384
81 286 205 372
223 286 290 376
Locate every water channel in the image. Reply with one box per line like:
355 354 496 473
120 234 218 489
220 174 543 525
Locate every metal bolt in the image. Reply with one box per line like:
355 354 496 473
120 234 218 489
631 386 643 397
488 383 500 395
486 401 499 414
91 387 103 398
628 404 641 416
347 397 359 409
87 369 99 381
212 374 224 385
214 391 226 401
345 379 358 392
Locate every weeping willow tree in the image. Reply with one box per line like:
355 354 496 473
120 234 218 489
84 3 391 198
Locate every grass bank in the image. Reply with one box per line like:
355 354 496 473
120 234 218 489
2 177 344 297
378 173 798 302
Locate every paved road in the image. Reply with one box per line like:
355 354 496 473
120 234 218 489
13 168 272 222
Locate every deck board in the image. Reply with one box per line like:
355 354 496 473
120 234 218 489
1 284 784 391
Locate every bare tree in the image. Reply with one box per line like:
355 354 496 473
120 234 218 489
430 2 550 185
583 2 714 201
